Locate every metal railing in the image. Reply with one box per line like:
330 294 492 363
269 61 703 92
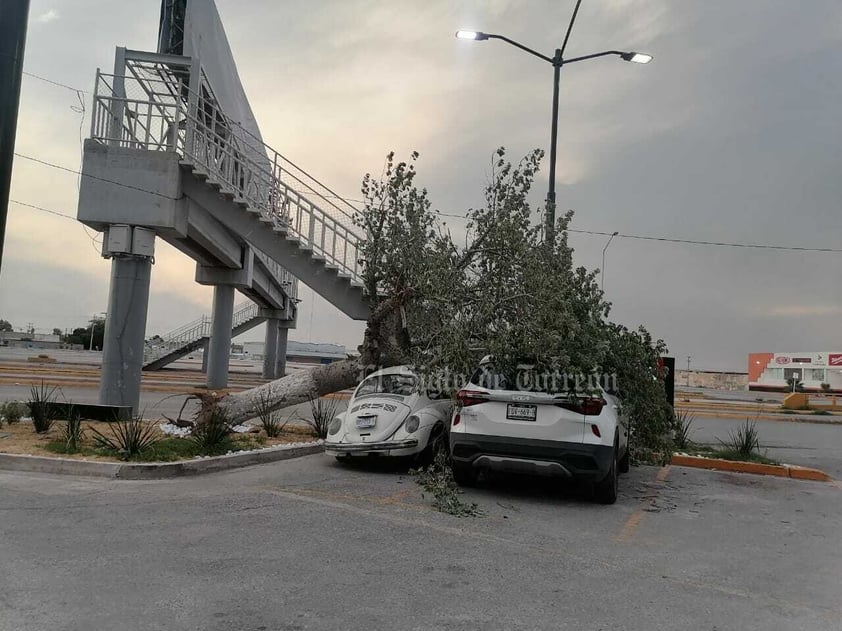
90 62 363 284
143 301 262 365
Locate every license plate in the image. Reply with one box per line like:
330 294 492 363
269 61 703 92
356 415 377 429
506 403 537 421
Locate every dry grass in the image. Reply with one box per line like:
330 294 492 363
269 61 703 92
0 419 316 462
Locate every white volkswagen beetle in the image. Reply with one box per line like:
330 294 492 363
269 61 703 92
325 366 452 463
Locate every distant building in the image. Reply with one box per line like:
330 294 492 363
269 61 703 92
749 352 842 392
241 340 347 365
0 332 68 350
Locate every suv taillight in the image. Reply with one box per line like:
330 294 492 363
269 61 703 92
456 390 488 407
555 398 605 416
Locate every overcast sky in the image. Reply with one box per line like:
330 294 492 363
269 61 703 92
2 0 841 371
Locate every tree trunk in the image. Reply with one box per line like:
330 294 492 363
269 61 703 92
215 294 408 425
218 358 362 424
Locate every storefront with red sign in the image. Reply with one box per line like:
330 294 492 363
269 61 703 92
749 352 842 392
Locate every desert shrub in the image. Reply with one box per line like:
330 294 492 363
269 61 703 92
304 395 339 439
29 381 59 433
90 414 159 460
0 401 29 425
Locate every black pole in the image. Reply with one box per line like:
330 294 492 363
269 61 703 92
0 0 31 276
545 50 562 244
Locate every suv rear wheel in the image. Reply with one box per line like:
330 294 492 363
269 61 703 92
618 444 630 474
594 441 619 505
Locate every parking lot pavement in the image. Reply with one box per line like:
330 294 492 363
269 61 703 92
1 456 840 631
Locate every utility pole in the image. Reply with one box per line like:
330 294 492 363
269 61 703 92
686 355 691 387
0 0 31 275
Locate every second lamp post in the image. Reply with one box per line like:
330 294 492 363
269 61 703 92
456 29 651 243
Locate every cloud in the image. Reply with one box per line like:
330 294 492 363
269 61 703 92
5 0 842 373
36 9 60 24
764 305 842 318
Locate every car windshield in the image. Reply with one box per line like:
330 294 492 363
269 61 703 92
355 373 417 397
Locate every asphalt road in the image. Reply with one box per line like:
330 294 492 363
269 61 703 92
689 414 842 477
1 455 840 630
0 383 203 420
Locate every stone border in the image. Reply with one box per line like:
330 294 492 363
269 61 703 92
0 443 324 479
670 454 833 482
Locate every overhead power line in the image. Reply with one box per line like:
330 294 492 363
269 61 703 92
430 209 841 253
9 199 74 221
22 70 89 94
13 152 179 200
565 228 842 254
0 52 90 94
12 149 841 255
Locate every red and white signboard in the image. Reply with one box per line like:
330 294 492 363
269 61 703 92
775 356 791 365
829 354 842 366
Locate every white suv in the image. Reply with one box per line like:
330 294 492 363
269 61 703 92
449 362 629 504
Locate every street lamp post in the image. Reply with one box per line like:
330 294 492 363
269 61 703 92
89 312 106 352
601 231 619 291
455 27 651 243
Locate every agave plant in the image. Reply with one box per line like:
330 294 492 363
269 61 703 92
90 414 159 460
28 381 59 433
190 406 232 454
252 389 288 438
719 419 760 457
672 410 695 450
304 395 339 440
62 406 84 452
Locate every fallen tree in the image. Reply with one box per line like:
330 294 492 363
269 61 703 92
219 152 445 423
217 148 676 461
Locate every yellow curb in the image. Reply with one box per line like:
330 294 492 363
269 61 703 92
787 466 833 482
673 408 842 424
670 454 833 482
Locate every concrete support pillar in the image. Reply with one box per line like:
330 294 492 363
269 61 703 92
99 255 153 413
206 284 235 390
201 338 209 374
262 320 278 379
275 324 289 379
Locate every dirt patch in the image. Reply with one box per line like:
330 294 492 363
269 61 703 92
0 419 318 462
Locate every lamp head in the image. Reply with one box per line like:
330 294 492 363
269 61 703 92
456 30 489 41
621 52 653 64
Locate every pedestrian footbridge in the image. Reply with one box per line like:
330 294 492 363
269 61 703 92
77 49 368 411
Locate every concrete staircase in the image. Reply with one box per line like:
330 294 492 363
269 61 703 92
143 302 265 370
87 54 370 320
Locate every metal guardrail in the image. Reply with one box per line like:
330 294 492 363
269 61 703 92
90 62 363 284
143 301 261 364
